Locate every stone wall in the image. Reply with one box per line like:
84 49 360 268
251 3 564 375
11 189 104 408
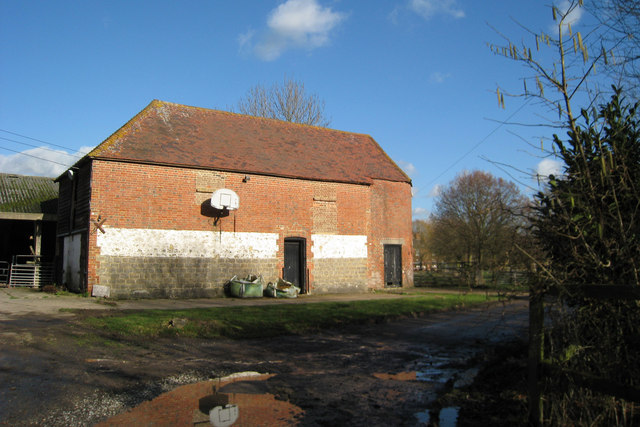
311 258 368 293
310 234 368 292
98 255 278 299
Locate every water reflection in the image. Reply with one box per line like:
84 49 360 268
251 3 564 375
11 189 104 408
373 352 477 427
99 360 474 426
97 372 303 427
195 374 304 426
415 406 459 426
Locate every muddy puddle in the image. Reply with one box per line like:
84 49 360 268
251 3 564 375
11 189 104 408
97 348 480 426
95 372 304 427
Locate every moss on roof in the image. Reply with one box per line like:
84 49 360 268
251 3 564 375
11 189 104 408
0 173 59 214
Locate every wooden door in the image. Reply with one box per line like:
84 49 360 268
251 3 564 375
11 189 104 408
384 244 402 287
284 237 306 293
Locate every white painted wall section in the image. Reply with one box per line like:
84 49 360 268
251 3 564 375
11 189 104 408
311 234 367 259
97 228 278 259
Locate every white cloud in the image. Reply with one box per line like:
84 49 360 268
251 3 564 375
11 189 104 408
398 160 417 177
535 158 564 183
413 207 429 218
250 0 347 61
429 71 451 84
0 146 93 178
409 0 465 20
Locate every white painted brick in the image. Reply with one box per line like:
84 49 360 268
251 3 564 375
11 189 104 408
97 228 278 259
311 234 367 259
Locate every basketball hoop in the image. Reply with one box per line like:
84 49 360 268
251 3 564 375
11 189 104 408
211 189 239 211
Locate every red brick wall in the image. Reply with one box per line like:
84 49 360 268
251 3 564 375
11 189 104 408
86 160 412 295
368 179 414 288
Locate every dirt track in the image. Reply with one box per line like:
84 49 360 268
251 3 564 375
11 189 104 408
0 288 529 426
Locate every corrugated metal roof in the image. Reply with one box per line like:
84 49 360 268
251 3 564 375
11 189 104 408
85 100 411 185
0 173 59 214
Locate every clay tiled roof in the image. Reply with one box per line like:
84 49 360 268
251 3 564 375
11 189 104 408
0 173 58 214
87 100 411 185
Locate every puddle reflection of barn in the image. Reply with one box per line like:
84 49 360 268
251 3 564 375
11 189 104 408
0 173 58 285
95 372 304 427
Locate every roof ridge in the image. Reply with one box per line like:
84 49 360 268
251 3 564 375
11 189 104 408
0 172 56 180
148 99 377 138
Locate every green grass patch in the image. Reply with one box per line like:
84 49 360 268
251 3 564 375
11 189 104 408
73 333 125 348
84 293 496 340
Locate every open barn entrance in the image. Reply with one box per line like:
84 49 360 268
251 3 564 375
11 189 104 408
0 218 57 286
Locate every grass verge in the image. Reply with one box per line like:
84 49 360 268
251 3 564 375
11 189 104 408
84 293 497 340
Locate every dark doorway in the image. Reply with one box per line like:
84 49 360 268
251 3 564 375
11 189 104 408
284 237 306 293
384 244 402 287
0 219 57 264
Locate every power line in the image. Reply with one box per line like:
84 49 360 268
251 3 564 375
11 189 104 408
0 136 83 160
0 128 90 155
0 145 76 168
422 98 532 190
0 128 93 170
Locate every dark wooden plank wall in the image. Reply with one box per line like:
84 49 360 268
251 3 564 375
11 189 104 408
56 163 91 236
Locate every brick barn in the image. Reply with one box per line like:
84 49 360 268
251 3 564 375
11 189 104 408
56 100 413 298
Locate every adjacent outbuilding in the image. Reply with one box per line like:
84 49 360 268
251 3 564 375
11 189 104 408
0 173 58 286
56 100 413 298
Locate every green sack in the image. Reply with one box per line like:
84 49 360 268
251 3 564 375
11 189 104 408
227 274 264 298
265 278 300 298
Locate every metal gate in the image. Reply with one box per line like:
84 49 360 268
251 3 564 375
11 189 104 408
8 255 55 288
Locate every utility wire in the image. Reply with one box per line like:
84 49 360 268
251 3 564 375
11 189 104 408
0 128 92 170
422 97 532 191
0 128 90 155
0 136 84 160
0 145 76 168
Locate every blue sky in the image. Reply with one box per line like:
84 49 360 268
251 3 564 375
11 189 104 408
1 0 586 218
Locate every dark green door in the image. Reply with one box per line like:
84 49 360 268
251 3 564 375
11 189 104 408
284 237 306 293
384 244 402 287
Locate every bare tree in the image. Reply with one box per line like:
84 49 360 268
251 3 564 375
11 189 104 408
489 0 604 135
236 76 331 127
412 219 435 269
429 170 528 286
588 0 640 98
